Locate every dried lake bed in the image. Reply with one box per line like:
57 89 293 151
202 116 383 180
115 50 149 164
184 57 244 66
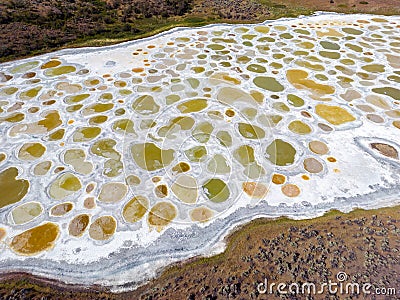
0 12 399 290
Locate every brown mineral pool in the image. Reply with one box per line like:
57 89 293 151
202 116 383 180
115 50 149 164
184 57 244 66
303 158 324 173
288 120 312 135
253 76 284 92
286 69 335 95
68 214 90 237
11 202 43 225
309 141 329 155
83 197 96 209
190 206 214 222
132 67 144 73
89 216 117 241
315 104 356 125
177 99 208 113
0 167 29 209
148 202 177 232
266 139 297 166
202 178 230 203
11 61 40 74
207 154 231 174
171 175 198 204
372 87 400 100
327 157 337 162
272 173 286 185
98 182 128 203
367 114 384 123
287 94 305 107
44 66 76 77
185 145 207 162
216 131 232 147
122 196 149 223
225 109 235 117
19 86 42 100
132 95 160 115
238 122 266 139
172 162 190 174
48 173 82 200
64 149 93 175
86 183 95 193
50 202 73 216
234 145 255 166
10 222 59 255
281 184 301 197
370 143 399 159
0 228 6 241
18 143 46 160
131 143 175 171
41 60 62 69
242 182 268 198
155 184 168 198
91 139 121 160
126 175 141 186
72 127 101 142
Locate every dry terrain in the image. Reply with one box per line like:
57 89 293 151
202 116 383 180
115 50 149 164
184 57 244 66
1 0 400 62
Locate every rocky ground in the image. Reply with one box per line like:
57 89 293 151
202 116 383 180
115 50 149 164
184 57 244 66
1 205 399 299
191 0 270 20
259 0 399 15
0 0 191 61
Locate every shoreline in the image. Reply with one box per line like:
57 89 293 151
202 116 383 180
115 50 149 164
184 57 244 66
1 204 399 298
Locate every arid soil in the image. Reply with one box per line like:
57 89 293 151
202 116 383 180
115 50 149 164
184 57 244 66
262 0 400 15
1 205 399 299
191 0 270 20
0 0 191 61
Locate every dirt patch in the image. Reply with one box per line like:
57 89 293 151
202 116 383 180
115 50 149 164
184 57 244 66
260 0 400 15
371 143 399 159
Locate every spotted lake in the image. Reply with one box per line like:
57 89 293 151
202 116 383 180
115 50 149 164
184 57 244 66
0 12 399 289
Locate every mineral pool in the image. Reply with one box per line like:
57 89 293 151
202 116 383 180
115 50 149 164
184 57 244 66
0 13 400 288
